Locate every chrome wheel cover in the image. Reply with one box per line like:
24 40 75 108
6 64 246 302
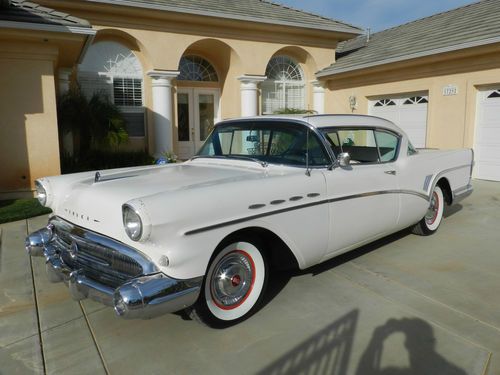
210 251 255 309
425 191 440 225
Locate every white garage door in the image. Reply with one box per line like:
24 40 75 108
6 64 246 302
369 95 428 148
475 88 500 181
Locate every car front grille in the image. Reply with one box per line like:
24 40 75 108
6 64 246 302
51 220 146 288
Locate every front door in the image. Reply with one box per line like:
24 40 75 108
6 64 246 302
320 127 400 258
177 88 220 160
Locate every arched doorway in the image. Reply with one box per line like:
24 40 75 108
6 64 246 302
176 55 221 159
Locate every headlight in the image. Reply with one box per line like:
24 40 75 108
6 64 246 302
35 180 47 206
122 205 143 241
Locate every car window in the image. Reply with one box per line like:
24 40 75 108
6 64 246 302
375 131 399 162
198 122 330 167
322 129 380 163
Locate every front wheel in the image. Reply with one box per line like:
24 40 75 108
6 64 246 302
188 240 268 327
412 185 445 235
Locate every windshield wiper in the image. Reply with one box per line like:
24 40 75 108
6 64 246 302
190 155 268 168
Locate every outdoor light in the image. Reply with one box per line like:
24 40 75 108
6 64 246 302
122 205 143 241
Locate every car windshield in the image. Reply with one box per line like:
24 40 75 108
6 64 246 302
196 121 331 167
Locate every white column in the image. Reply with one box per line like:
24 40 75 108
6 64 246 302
147 70 179 156
58 68 72 94
237 75 267 117
311 80 326 115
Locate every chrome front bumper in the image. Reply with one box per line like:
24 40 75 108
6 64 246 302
25 219 202 319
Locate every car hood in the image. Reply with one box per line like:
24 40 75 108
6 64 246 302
51 159 274 239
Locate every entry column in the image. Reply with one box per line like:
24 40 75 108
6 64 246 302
238 75 267 117
147 70 179 156
312 80 326 115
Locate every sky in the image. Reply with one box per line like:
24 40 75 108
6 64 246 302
278 0 478 32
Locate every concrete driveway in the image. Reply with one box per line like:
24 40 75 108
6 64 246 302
1 180 499 375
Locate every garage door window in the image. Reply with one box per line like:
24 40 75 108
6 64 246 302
403 96 428 104
374 99 396 107
487 90 500 98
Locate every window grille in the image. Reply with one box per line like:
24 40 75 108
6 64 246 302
178 56 218 82
113 78 142 107
262 55 305 114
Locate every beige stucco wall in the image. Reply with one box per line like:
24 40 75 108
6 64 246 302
325 46 500 150
38 0 345 155
92 25 337 155
0 41 61 198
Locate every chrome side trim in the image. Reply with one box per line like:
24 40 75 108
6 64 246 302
452 184 473 204
184 189 429 236
428 164 472 197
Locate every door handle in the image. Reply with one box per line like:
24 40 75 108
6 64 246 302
384 170 397 175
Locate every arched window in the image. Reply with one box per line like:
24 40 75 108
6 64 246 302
262 55 305 114
78 41 145 137
177 55 218 82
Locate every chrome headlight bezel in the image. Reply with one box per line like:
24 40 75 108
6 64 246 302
122 204 143 242
35 180 47 206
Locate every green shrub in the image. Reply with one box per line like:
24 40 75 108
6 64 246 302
0 199 52 224
273 108 316 115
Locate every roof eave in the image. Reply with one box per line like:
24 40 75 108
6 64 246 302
83 0 363 35
0 20 95 35
317 35 500 78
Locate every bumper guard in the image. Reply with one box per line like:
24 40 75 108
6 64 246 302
25 223 202 319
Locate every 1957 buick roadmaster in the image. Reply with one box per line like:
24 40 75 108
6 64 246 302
26 115 474 327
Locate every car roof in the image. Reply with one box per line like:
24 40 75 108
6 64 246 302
216 114 404 135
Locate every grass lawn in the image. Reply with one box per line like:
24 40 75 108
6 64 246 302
0 199 52 224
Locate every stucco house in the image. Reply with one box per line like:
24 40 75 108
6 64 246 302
1 0 499 199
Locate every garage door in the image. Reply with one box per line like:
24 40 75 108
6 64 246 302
475 88 500 181
369 95 428 148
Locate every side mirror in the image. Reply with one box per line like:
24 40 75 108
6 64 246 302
337 152 351 167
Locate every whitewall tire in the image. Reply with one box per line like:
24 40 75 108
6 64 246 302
188 240 268 327
412 185 445 235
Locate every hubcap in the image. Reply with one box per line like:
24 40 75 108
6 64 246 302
425 191 440 225
210 251 255 309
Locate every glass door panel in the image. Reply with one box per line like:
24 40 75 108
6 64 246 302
177 88 219 160
198 94 215 141
177 93 190 142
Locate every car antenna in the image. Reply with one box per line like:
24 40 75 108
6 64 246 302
305 124 311 177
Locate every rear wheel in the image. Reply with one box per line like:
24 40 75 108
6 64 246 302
412 185 444 235
188 239 268 327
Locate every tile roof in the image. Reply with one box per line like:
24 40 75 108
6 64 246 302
84 0 363 34
0 0 90 27
318 0 500 77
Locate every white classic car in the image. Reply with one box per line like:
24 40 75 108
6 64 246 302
26 115 473 327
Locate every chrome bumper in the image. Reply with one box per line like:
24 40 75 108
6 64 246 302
25 222 202 319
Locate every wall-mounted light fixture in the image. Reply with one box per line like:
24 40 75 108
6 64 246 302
349 95 357 112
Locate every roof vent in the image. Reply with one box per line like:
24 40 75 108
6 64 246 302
0 0 11 8
366 28 371 43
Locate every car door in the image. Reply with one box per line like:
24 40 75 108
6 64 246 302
321 128 400 258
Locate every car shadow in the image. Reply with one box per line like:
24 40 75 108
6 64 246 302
260 228 412 311
443 203 463 218
257 309 359 375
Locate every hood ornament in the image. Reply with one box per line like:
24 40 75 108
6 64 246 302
94 171 101 183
